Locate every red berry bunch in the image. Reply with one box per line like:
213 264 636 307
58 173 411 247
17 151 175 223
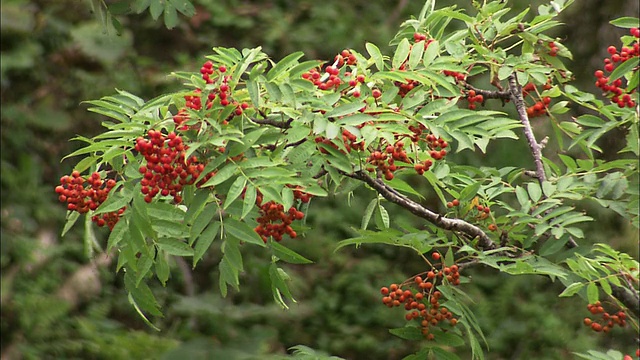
521 82 553 118
594 29 639 108
446 199 460 208
334 49 357 67
425 134 448 160
443 70 467 82
315 129 364 155
301 52 351 91
135 130 213 204
199 60 226 84
594 28 640 108
474 204 491 220
548 41 559 57
395 79 419 98
380 255 462 340
252 188 311 242
367 140 412 180
55 171 123 229
466 89 484 110
583 301 628 333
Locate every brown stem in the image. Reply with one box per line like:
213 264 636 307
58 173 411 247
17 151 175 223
506 73 579 249
347 170 496 251
250 117 293 129
611 283 640 318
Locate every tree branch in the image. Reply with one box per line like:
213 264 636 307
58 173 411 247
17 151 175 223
347 170 496 251
611 283 640 318
462 81 510 100
250 117 293 129
507 74 546 183
507 73 579 249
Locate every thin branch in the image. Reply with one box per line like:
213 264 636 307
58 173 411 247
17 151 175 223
347 170 496 251
611 283 640 318
250 117 293 129
507 74 546 182
507 73 579 249
461 81 510 100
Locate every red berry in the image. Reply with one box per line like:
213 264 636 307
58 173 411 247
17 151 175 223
431 252 441 261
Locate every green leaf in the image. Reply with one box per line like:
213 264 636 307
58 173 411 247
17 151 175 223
94 185 133 215
366 42 385 71
222 236 243 271
409 41 425 69
267 51 304 81
189 202 218 245
149 0 163 19
269 263 296 309
458 182 481 202
155 250 170 285
223 177 247 210
610 17 640 28
124 271 162 317
241 184 257 219
219 257 239 296
586 282 599 304
377 203 390 229
156 238 193 256
61 211 81 237
326 102 366 118
224 217 266 246
431 347 462 360
193 221 220 267
599 278 613 296
107 215 128 251
527 182 542 202
361 198 377 230
200 163 238 187
389 326 423 341
609 57 638 82
423 40 440 66
558 282 584 297
163 1 178 29
270 241 313 264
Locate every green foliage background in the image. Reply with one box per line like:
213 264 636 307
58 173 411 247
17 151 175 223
1 0 638 358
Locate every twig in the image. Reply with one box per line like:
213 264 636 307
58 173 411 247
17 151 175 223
507 74 546 182
462 81 510 100
506 73 579 249
347 170 496 251
610 283 640 318
250 117 293 129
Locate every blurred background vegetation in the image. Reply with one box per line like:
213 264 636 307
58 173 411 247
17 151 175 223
1 0 638 359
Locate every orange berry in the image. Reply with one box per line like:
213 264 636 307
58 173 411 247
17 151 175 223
431 252 441 261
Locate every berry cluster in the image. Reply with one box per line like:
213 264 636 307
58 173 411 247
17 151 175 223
594 29 639 108
522 82 553 118
594 28 640 108
302 50 357 92
135 130 213 204
380 252 462 340
466 90 484 110
55 171 123 229
314 128 365 155
548 41 559 57
443 70 467 82
199 60 226 84
252 188 311 242
175 61 249 130
583 301 628 333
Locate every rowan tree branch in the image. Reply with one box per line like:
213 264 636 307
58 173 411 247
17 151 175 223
507 73 579 249
250 117 293 129
347 170 496 251
611 283 640 318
